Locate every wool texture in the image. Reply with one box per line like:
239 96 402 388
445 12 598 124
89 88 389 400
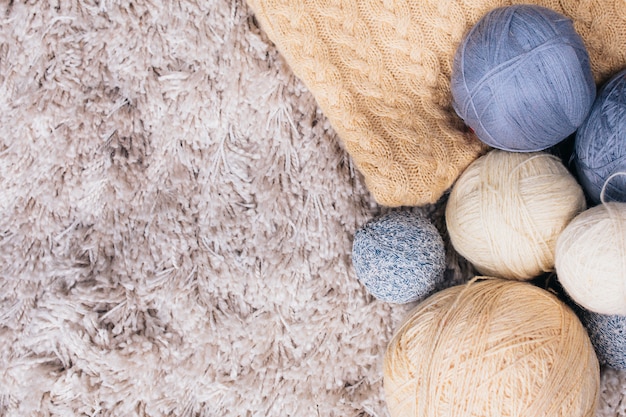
580 310 626 371
352 210 446 304
445 150 586 280
575 69 626 204
247 0 626 206
384 278 599 417
555 202 626 315
451 4 595 152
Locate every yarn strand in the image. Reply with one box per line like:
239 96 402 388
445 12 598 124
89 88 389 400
600 171 626 204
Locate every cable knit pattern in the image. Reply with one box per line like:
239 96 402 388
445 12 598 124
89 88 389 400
247 0 626 206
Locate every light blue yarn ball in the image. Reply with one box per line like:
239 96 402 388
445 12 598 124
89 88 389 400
351 210 446 304
579 310 626 371
574 68 626 204
451 5 595 152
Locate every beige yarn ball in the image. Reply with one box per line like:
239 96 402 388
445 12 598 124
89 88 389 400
556 202 626 315
383 278 599 417
445 150 586 280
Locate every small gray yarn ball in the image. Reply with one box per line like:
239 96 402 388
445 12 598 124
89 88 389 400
580 310 626 371
352 210 446 304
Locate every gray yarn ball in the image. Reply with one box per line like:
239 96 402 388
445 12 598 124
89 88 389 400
352 210 446 304
580 310 626 370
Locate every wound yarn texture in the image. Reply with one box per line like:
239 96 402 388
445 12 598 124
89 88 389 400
575 69 626 204
247 0 626 206
383 278 599 417
451 5 595 152
579 310 626 371
556 202 626 315
352 210 446 304
445 150 586 280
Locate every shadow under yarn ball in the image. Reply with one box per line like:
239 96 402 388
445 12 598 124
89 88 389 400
383 278 599 417
351 210 446 304
574 68 626 204
451 4 595 152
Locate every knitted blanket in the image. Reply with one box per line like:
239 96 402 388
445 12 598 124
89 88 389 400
247 0 626 206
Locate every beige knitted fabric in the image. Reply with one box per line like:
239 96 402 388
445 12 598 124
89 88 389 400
247 0 626 207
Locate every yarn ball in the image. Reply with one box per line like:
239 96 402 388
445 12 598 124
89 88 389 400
352 210 446 304
555 202 626 315
383 278 600 417
577 309 626 371
445 150 586 280
574 69 626 204
451 4 595 152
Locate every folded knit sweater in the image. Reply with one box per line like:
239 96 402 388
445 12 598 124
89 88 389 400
247 0 626 206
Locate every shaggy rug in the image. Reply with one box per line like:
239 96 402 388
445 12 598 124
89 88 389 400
0 1 624 416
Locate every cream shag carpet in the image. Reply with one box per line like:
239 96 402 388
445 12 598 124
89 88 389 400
0 1 624 416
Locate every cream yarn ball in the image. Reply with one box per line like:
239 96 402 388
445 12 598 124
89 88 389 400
445 150 586 280
556 202 626 315
383 278 599 417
